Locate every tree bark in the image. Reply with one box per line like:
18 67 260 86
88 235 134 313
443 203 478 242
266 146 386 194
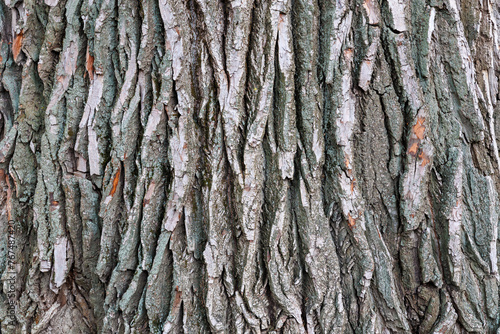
1 0 500 332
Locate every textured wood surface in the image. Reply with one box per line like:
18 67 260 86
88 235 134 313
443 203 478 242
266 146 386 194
1 0 500 332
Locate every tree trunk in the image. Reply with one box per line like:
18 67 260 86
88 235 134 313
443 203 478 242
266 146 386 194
1 0 500 332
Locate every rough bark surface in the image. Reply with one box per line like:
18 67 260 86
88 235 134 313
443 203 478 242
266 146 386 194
1 0 500 332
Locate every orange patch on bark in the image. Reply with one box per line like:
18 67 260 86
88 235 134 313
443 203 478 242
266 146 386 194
13 31 23 60
278 13 285 31
408 142 418 156
86 48 94 80
419 151 430 167
48 193 58 211
110 168 121 196
362 0 378 22
348 213 356 228
351 178 355 194
344 48 354 60
413 117 425 139
362 0 372 14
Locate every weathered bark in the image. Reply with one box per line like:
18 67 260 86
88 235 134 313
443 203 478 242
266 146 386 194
1 0 500 332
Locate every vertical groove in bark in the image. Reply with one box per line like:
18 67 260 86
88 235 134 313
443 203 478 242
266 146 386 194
1 0 500 333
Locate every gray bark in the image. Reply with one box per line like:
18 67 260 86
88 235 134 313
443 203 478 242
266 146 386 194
1 0 500 332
